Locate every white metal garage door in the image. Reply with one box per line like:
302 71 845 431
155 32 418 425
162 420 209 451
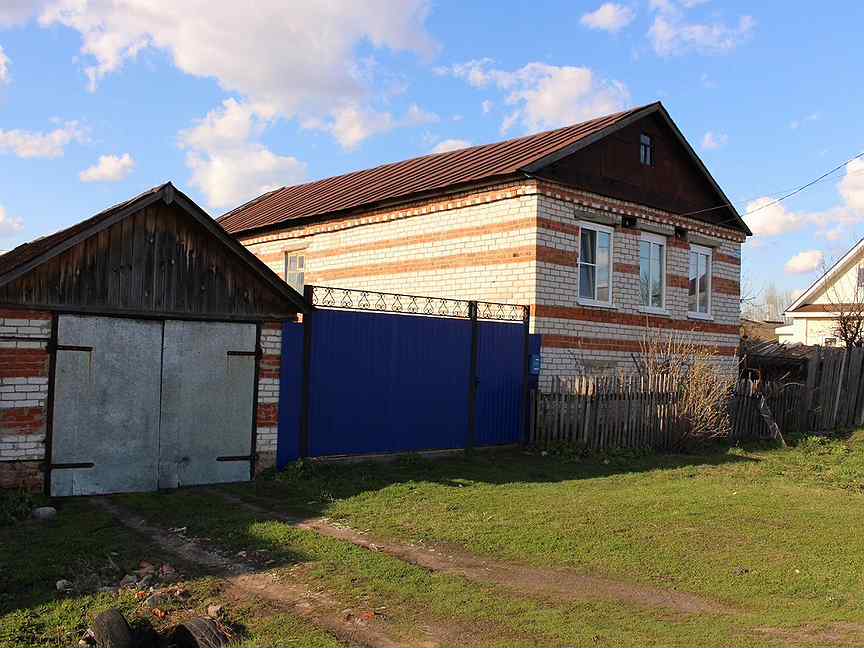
50 315 257 496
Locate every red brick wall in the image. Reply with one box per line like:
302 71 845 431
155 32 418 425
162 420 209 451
255 322 282 473
0 308 52 492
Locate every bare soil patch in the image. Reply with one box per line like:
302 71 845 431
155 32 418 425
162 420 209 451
218 490 734 616
93 497 518 647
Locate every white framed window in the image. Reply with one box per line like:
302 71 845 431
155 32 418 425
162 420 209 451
284 252 305 293
688 244 712 317
639 233 666 310
578 221 614 306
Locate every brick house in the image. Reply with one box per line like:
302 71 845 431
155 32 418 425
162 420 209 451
220 102 751 384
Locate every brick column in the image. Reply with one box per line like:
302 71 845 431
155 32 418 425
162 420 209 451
255 321 282 473
0 310 51 492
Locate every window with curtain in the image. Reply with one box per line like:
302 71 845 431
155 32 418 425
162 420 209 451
688 245 712 315
579 223 613 304
283 252 305 293
639 233 665 309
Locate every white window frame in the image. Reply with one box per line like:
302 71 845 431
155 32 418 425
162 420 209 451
688 244 713 320
639 232 667 314
578 221 615 307
283 250 306 294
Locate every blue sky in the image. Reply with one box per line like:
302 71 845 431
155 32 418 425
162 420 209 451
0 1 863 302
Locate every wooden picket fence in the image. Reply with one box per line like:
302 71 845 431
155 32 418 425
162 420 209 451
804 346 864 431
528 375 805 450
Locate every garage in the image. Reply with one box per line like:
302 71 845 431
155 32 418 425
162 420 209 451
0 183 306 495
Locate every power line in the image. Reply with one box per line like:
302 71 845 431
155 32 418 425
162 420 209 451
680 150 864 226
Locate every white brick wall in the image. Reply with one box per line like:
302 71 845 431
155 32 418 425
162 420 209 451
238 180 744 391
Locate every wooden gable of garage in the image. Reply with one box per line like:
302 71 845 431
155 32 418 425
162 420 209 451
0 182 307 320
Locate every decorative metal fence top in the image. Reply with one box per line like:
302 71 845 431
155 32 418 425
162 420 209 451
308 285 528 322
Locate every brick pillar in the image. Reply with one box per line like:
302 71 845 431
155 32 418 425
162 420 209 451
0 310 51 492
255 322 282 474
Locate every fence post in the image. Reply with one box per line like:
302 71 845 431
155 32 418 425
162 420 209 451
521 305 531 445
467 300 479 450
299 285 314 459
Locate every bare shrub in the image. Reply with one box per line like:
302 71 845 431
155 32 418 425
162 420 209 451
631 328 737 446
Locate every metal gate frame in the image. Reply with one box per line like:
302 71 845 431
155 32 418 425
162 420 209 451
281 285 533 464
43 312 264 496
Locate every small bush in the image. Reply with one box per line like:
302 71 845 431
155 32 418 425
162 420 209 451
0 489 34 526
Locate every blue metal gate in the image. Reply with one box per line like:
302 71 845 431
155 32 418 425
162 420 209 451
277 286 534 467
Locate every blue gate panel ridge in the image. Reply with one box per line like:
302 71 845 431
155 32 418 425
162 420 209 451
309 310 471 456
476 321 525 446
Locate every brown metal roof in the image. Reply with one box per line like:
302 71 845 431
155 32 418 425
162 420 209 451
219 104 662 236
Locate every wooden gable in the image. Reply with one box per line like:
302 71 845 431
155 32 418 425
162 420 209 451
0 185 306 320
535 111 740 231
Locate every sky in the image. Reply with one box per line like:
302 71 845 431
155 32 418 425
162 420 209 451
0 1 863 302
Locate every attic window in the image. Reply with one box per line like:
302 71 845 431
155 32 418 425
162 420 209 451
858 264 864 288
640 133 653 166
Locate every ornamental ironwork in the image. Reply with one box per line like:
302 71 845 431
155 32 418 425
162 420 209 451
309 285 527 322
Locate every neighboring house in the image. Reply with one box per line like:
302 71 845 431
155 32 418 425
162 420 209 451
220 102 750 382
780 238 864 346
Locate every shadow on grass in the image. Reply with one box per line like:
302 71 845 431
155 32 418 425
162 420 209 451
224 443 767 519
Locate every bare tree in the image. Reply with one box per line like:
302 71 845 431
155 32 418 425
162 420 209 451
631 328 737 445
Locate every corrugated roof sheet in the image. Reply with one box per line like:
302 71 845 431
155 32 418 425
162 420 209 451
218 104 654 235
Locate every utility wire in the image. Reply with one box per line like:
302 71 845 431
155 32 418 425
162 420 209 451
680 150 864 226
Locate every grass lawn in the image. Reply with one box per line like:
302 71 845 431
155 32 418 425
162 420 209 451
0 498 340 647
4 432 864 646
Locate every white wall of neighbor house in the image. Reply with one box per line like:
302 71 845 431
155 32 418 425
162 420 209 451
811 256 864 305
239 179 744 387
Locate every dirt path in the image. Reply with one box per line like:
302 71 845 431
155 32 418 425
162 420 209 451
214 490 734 616
91 498 491 648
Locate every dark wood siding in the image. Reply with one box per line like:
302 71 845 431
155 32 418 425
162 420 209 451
536 113 737 229
0 202 295 320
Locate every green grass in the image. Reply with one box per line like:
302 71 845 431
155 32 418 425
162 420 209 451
0 499 340 648
226 433 864 643
118 488 767 646
7 434 864 646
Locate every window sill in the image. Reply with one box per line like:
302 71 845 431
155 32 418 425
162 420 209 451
687 311 714 321
578 299 618 310
639 306 671 317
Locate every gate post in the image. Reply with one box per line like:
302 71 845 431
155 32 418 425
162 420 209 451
299 285 314 459
467 301 478 450
521 305 531 445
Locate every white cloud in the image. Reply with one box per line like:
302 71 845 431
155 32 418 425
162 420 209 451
0 1 42 27
305 102 438 150
701 130 727 150
839 158 864 212
430 138 471 154
481 99 494 114
37 1 436 117
0 205 23 237
785 250 824 275
79 153 135 182
0 121 87 158
179 99 304 209
789 112 819 130
580 3 635 33
745 161 864 245
648 8 755 57
440 59 629 134
0 46 9 85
